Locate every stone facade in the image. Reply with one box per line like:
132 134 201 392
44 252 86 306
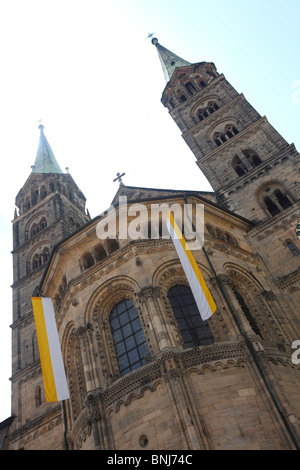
3 41 300 450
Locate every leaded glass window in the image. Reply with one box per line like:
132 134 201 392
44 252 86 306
110 299 148 376
167 285 214 348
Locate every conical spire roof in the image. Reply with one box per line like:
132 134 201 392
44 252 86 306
151 37 191 83
32 125 63 174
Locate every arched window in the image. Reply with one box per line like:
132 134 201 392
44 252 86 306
259 185 293 217
225 125 239 138
178 94 187 103
82 252 94 270
42 247 50 264
32 254 42 270
169 98 175 109
110 299 149 376
224 232 239 247
185 81 197 95
207 101 219 114
206 224 217 237
233 289 262 337
40 186 47 200
107 239 119 254
232 155 247 177
264 196 281 216
39 217 47 231
31 188 39 206
196 102 218 123
274 189 292 210
214 132 226 147
242 149 262 168
287 241 299 256
31 223 38 237
215 227 226 242
24 198 31 212
197 109 208 122
94 244 107 262
213 124 238 147
167 285 214 348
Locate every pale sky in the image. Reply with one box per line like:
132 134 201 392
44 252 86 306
0 0 299 422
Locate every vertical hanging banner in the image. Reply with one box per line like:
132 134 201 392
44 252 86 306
166 210 216 321
31 297 69 402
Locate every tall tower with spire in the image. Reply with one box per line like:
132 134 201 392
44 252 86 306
152 37 300 224
152 37 300 288
10 125 90 444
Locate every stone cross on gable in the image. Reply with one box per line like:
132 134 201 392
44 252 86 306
113 172 125 185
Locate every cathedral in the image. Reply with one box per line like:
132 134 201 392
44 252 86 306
2 38 300 450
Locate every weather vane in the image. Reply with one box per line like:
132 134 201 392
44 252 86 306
146 32 155 39
113 172 125 186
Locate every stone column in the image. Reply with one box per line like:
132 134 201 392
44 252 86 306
138 286 171 352
84 392 114 450
217 274 252 337
74 323 95 392
161 354 206 450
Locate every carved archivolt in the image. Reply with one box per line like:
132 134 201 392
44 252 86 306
86 276 144 383
86 275 140 325
62 321 86 425
152 259 222 344
224 262 283 342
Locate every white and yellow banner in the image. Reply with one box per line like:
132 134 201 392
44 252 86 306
166 211 216 321
31 297 69 402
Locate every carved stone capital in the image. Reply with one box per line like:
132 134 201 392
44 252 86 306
74 323 94 339
262 290 276 301
84 392 103 423
138 286 161 302
217 274 233 286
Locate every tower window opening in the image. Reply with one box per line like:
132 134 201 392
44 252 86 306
274 189 292 209
42 247 50 264
185 81 197 95
169 99 175 108
226 125 239 139
264 196 281 216
40 186 47 200
197 102 218 123
32 254 42 270
178 94 187 103
235 166 247 177
214 125 238 147
208 102 219 114
243 149 262 168
233 156 248 177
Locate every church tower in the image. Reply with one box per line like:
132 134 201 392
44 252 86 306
10 125 90 444
152 37 300 300
152 37 300 224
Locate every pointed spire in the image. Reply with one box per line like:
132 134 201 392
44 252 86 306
151 37 191 83
32 125 63 174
